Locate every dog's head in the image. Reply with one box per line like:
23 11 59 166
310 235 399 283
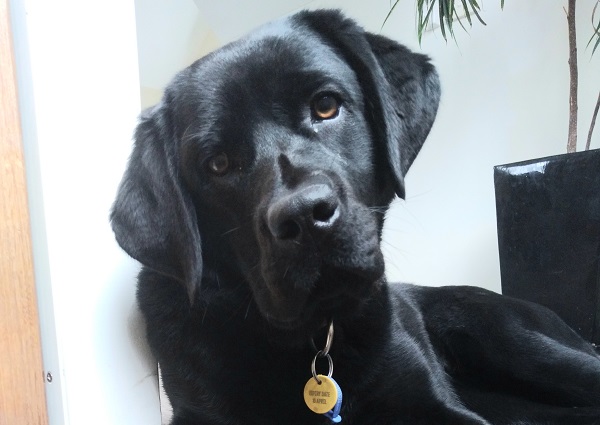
111 10 440 330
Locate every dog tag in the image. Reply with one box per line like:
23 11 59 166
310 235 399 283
303 375 342 422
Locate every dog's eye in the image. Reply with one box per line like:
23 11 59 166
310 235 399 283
207 153 230 175
311 95 339 120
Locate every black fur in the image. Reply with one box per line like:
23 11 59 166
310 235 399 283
111 10 600 424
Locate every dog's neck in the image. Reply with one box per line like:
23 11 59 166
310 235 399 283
198 265 392 355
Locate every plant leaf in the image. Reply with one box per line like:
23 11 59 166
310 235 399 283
439 0 447 40
588 0 600 56
382 0 401 29
409 0 492 43
592 34 600 56
460 0 473 26
417 0 437 44
468 0 487 26
447 0 457 38
454 8 469 33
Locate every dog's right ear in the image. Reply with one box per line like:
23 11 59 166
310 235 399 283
295 10 440 200
110 104 202 302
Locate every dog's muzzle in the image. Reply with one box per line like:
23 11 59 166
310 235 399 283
266 177 340 243
249 169 382 328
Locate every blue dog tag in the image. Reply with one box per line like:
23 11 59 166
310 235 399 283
323 376 342 423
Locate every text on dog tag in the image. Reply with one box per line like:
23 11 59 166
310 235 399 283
303 375 339 414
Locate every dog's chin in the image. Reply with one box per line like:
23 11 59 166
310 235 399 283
255 264 385 332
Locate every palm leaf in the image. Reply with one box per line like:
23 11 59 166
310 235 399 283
467 0 487 25
438 0 448 40
417 0 437 43
412 0 494 43
382 0 401 30
587 0 600 56
459 0 473 26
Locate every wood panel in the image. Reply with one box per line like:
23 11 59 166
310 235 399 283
0 0 49 423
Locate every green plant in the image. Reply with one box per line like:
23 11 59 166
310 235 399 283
590 0 600 54
384 0 501 43
385 0 600 152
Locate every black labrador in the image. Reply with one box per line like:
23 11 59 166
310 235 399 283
111 9 600 425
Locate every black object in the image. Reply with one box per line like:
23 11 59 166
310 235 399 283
494 149 600 345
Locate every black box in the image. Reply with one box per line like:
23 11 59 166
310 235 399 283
494 149 600 345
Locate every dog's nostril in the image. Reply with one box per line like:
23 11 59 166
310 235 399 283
313 201 337 224
278 220 301 240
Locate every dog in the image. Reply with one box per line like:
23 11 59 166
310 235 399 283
111 9 600 424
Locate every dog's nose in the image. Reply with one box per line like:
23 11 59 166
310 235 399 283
267 183 340 241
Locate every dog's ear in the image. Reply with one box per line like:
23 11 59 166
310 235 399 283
297 10 441 198
364 33 441 197
110 104 202 302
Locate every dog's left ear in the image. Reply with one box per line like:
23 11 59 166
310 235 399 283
297 10 441 198
110 103 203 302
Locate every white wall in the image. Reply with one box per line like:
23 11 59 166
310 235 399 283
376 0 600 291
324 0 599 292
136 0 599 294
12 0 161 424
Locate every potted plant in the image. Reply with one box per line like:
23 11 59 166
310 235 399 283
388 0 600 345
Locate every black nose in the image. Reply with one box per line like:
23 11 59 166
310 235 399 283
267 183 340 241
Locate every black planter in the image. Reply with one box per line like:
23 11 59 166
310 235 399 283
494 149 600 345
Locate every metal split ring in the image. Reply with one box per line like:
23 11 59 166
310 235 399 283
310 320 335 384
322 320 334 356
311 350 333 384
310 320 334 356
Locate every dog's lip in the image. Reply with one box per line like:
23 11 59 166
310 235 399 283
262 264 384 330
264 289 375 331
263 311 314 330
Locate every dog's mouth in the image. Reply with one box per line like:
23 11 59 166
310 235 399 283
250 253 385 330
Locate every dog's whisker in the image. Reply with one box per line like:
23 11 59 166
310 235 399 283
381 239 409 257
402 189 434 201
181 122 197 142
382 256 405 277
244 296 253 320
220 226 242 237
181 122 192 140
381 241 411 275
181 124 215 143
368 206 389 215
218 289 254 326
381 225 407 233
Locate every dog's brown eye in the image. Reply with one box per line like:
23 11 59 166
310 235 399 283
207 153 229 175
312 95 339 120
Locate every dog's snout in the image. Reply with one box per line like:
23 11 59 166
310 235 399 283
267 183 340 241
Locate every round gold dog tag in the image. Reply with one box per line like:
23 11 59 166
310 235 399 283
303 375 338 414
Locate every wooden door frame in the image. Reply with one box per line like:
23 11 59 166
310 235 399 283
0 0 49 423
